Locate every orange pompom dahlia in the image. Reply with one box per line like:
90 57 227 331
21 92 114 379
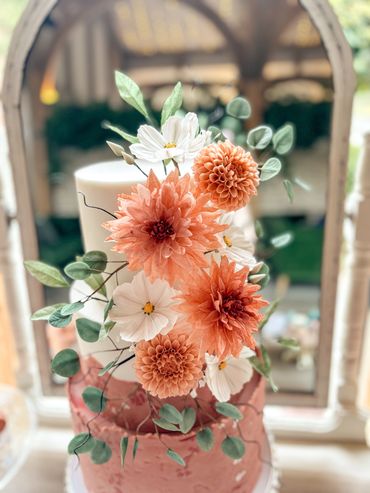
104 170 225 286
135 331 203 399
192 140 259 211
176 256 269 359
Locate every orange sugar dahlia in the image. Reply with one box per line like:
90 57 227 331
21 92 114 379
192 140 259 211
176 256 269 360
103 170 225 286
135 331 203 399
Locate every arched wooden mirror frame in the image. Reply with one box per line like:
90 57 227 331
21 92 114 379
2 0 356 404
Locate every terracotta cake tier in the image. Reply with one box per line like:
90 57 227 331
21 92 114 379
68 358 266 493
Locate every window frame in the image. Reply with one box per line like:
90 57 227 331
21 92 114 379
1 0 358 413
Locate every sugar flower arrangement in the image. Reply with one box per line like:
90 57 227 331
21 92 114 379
25 72 298 467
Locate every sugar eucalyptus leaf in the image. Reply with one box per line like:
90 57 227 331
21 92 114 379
52 349 80 377
24 260 69 288
68 433 95 455
31 303 66 321
76 318 101 343
166 449 186 467
115 71 149 118
221 436 245 460
91 440 112 464
161 82 183 125
226 97 251 120
196 428 214 452
82 386 107 413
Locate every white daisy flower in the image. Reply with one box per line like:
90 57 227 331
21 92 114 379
205 349 254 402
217 213 257 269
109 271 178 342
130 112 210 169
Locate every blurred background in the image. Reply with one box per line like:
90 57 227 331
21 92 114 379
1 1 370 492
0 0 369 399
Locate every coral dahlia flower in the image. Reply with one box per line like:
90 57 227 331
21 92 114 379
192 140 259 211
104 170 225 286
135 331 203 399
177 256 269 359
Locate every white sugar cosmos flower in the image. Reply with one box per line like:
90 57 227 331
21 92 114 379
217 213 256 269
205 349 254 402
109 271 178 342
130 112 209 168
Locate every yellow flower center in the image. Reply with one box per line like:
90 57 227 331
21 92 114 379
223 235 233 248
164 142 177 149
143 301 155 315
218 360 227 371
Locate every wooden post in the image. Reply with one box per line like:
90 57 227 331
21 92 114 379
337 133 370 409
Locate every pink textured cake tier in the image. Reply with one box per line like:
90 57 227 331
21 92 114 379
68 360 266 493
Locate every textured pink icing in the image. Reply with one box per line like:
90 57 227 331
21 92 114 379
67 358 266 493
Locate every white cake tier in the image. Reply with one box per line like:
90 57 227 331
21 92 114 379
75 161 148 298
70 281 137 381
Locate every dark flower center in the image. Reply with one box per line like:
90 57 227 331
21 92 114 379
221 293 244 318
147 218 174 242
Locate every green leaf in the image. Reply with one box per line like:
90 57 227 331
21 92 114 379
84 273 107 298
52 349 80 377
179 407 196 434
250 356 267 377
261 344 271 373
104 299 114 321
166 449 186 467
247 126 273 149
208 126 226 142
115 71 149 118
255 263 270 289
161 82 183 125
272 124 294 155
215 402 243 421
83 251 108 273
196 428 214 452
48 309 72 328
91 440 112 464
60 301 84 316
278 337 300 350
259 299 280 331
64 261 92 280
283 179 294 203
133 437 139 460
255 220 264 239
102 121 139 144
260 157 282 182
294 177 311 191
24 260 69 288
99 320 115 341
76 318 101 343
221 436 245 460
120 436 129 467
250 352 278 392
152 418 179 432
31 303 66 321
68 433 95 455
98 360 116 377
159 404 183 425
226 97 251 119
82 386 107 413
271 232 293 249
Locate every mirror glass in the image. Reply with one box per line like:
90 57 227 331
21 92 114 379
20 0 333 394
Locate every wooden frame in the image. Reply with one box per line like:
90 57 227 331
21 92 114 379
1 0 356 406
